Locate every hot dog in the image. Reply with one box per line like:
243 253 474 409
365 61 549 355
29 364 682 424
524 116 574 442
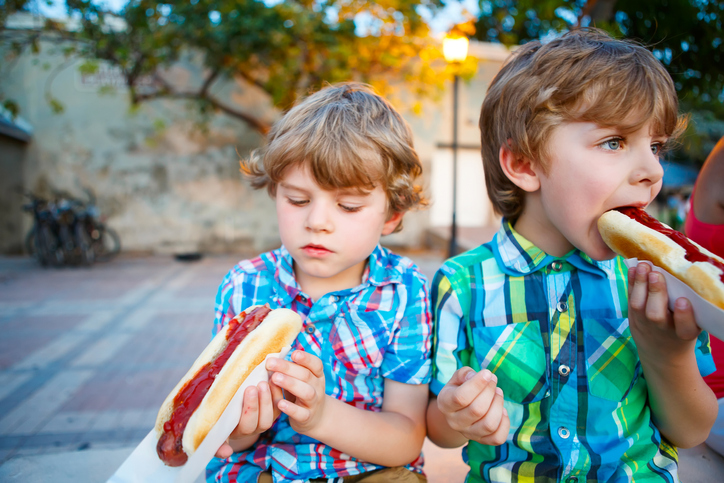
598 207 724 310
155 304 302 466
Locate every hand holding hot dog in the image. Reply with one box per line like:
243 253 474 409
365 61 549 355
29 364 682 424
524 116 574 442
214 380 285 458
267 350 328 436
436 367 510 446
627 262 701 359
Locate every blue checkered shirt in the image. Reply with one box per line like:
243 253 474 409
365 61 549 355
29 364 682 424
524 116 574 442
206 245 432 483
431 221 714 483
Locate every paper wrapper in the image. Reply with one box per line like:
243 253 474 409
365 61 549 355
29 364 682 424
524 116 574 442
107 347 291 483
625 259 724 340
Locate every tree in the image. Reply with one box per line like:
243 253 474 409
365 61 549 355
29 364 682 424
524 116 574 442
471 0 724 164
2 0 448 133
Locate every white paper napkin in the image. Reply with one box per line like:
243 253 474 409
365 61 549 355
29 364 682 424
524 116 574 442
624 258 724 340
107 347 291 483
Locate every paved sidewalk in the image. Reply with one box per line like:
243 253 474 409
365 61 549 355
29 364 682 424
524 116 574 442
0 252 722 482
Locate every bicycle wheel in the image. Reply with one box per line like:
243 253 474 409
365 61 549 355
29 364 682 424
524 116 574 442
35 224 63 267
94 224 121 261
75 223 95 266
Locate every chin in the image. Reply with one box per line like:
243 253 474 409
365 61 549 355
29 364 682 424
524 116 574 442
584 245 617 262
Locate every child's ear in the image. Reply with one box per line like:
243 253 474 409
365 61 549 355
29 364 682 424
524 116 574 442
382 211 403 235
499 144 541 193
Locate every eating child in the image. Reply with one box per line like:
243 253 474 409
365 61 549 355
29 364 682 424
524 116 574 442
426 28 717 482
208 83 432 482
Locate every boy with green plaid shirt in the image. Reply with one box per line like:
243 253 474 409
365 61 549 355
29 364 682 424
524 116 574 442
426 29 717 482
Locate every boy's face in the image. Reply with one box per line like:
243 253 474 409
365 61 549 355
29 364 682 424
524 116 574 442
516 119 666 261
275 165 401 298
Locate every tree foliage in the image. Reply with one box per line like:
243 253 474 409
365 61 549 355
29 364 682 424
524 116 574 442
472 0 724 164
2 0 448 133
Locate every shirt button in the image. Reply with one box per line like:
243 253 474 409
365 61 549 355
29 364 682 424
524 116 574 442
329 295 337 302
558 365 571 377
558 426 571 439
556 301 568 313
566 477 578 483
551 261 563 271
299 295 307 302
305 325 315 334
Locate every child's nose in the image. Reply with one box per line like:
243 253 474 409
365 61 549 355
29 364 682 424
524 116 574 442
632 147 664 186
305 202 333 232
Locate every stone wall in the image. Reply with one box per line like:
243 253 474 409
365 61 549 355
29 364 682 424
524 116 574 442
1 37 508 255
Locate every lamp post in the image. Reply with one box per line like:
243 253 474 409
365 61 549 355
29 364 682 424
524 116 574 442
443 34 469 258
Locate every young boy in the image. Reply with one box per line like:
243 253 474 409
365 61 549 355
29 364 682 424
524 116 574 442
207 83 432 483
426 29 718 482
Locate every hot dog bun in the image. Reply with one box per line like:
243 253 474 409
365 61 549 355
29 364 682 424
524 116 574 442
598 209 724 310
155 305 302 465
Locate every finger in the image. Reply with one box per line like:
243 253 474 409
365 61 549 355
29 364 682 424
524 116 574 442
440 369 496 412
277 398 311 423
672 298 701 341
256 382 275 431
271 370 316 403
452 379 498 427
644 271 670 326
628 262 651 312
291 350 325 378
236 386 260 435
268 355 319 383
467 388 508 444
215 441 233 459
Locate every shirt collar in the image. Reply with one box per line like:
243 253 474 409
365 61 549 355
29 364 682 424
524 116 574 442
492 219 617 278
273 244 403 305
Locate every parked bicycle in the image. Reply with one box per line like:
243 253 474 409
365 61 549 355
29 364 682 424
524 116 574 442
23 194 64 267
23 189 121 267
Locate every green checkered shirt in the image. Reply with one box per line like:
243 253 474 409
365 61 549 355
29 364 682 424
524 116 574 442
430 221 714 483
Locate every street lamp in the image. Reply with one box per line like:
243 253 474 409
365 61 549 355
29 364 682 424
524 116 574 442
443 33 469 258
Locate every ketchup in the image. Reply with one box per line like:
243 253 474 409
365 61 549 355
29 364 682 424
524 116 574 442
617 207 724 283
157 305 272 466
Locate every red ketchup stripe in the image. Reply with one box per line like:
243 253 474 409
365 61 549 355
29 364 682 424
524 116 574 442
157 305 272 466
617 207 724 283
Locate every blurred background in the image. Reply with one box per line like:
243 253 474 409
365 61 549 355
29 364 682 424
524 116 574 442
2 0 723 259
1 1 724 481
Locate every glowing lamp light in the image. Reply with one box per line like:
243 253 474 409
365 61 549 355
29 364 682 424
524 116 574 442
443 35 469 63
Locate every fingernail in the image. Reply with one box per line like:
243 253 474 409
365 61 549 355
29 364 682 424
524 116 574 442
481 370 492 381
648 272 658 283
267 359 276 369
273 373 283 383
491 373 498 383
675 298 689 310
637 264 647 274
503 408 508 417
495 387 504 396
465 370 475 381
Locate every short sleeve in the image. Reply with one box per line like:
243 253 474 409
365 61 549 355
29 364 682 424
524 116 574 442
430 269 471 395
212 268 241 338
379 270 432 385
696 330 716 377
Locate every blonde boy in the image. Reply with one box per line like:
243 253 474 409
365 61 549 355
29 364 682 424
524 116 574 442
208 83 431 482
427 29 717 482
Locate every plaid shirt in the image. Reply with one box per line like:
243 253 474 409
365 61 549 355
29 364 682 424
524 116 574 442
430 221 714 483
206 245 432 483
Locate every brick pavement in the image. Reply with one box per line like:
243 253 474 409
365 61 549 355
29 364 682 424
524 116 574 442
0 252 722 482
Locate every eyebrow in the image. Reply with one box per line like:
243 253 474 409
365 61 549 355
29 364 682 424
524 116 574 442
279 181 310 193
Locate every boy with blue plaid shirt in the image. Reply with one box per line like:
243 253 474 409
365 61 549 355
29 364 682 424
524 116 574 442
426 29 718 482
207 83 432 483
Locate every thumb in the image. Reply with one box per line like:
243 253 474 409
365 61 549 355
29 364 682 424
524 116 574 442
449 367 477 387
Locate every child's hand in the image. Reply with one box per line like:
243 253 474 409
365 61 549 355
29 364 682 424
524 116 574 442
627 262 701 357
214 380 284 459
437 367 510 445
267 350 328 436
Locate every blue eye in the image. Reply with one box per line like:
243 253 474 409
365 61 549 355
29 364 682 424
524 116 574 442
651 143 661 155
602 139 622 150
